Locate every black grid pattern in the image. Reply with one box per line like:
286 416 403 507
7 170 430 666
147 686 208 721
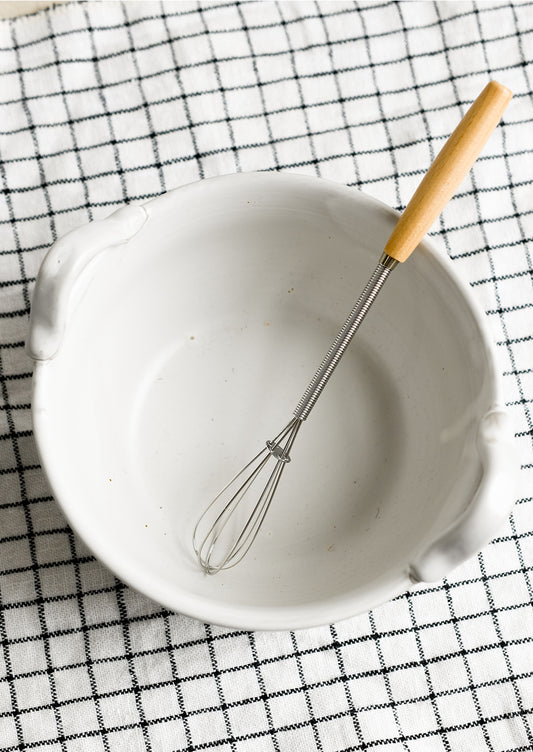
0 1 532 749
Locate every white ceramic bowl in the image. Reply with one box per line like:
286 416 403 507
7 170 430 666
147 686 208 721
29 172 518 630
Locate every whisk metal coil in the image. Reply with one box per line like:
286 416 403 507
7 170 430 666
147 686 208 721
293 252 397 421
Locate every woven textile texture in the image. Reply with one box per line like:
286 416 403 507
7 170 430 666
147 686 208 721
0 0 532 749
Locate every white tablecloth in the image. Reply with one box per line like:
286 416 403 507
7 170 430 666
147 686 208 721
0 1 532 749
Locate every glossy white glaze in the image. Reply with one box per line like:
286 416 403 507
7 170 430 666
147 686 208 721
29 173 519 630
409 408 518 582
27 205 148 360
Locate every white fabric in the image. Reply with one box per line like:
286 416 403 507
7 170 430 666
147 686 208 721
0 1 532 749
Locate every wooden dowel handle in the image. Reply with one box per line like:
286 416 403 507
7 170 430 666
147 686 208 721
384 81 512 263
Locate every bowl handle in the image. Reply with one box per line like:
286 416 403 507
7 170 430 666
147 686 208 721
27 205 148 361
409 407 519 583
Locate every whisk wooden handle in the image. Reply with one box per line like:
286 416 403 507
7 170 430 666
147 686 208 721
384 81 512 263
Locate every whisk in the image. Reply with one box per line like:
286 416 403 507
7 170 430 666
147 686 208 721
193 81 512 575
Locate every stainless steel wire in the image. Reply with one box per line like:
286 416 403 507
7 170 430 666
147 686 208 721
193 253 397 574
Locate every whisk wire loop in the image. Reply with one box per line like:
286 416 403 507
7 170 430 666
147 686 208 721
193 418 302 574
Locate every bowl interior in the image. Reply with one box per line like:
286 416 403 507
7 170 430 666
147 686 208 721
34 174 496 628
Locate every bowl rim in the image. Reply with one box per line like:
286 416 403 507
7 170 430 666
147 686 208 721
30 171 503 630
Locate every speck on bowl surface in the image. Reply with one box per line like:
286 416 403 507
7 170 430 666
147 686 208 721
30 172 518 630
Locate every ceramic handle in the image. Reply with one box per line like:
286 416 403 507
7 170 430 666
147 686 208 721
27 205 148 360
409 408 519 583
384 81 512 263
